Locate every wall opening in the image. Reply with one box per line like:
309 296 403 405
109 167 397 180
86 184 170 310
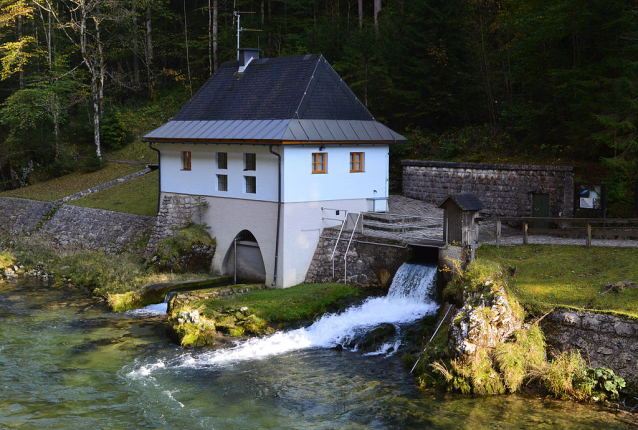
222 230 266 283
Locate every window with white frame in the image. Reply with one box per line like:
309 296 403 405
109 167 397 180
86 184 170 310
217 174 228 191
244 153 256 171
245 175 256 194
217 152 228 169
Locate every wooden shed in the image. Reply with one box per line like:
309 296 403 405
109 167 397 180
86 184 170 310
437 194 484 245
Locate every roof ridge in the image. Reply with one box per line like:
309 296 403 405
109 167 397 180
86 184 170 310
292 55 322 120
322 59 374 121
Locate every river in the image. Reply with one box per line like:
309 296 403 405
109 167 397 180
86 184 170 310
0 278 635 429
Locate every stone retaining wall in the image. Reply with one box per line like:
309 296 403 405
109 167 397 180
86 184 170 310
304 230 409 286
40 205 155 253
402 160 574 218
0 197 57 234
0 197 155 253
545 309 638 391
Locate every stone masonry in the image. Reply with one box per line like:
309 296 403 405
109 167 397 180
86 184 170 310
402 160 574 218
145 194 196 257
0 197 57 235
545 309 638 391
304 229 408 286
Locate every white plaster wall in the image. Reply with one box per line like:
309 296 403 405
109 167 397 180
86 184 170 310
281 145 389 210
158 143 280 202
279 199 370 288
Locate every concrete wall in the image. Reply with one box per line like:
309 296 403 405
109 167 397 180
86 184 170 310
545 309 638 391
0 197 155 253
402 160 574 218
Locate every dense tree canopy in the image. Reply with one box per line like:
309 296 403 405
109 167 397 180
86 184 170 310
0 0 637 209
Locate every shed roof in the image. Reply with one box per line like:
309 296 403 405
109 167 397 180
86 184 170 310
437 194 485 211
144 54 405 144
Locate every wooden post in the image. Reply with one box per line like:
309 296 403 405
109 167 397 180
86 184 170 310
586 222 591 248
496 220 501 249
523 221 528 245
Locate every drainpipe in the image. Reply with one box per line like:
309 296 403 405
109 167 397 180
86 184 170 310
269 144 282 287
148 141 161 214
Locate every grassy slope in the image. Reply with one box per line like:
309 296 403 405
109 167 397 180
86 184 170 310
478 245 638 318
72 170 159 216
194 283 364 323
0 163 142 201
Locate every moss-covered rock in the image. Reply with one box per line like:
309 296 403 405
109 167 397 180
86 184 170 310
147 223 216 273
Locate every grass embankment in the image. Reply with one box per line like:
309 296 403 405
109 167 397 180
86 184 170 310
0 163 142 201
478 245 638 319
72 170 158 216
0 237 211 298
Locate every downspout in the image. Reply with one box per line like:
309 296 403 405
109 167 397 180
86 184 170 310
148 141 161 214
269 144 282 287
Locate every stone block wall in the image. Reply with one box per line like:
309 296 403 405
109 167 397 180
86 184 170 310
40 205 155 253
545 309 638 390
402 160 574 218
0 197 57 234
305 230 409 286
0 197 155 253
145 194 196 257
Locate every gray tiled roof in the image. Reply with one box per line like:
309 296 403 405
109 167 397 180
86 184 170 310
144 54 405 144
437 194 485 211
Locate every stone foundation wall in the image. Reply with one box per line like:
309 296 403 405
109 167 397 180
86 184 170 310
545 309 638 391
0 197 155 253
145 194 196 257
402 160 574 218
304 230 409 286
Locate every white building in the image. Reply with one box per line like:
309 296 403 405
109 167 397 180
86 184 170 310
144 50 406 288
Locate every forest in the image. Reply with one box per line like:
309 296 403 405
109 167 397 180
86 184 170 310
0 0 637 214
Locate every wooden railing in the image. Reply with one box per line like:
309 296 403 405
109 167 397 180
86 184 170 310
476 217 638 247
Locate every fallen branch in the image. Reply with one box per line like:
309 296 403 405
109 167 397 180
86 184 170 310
600 280 638 295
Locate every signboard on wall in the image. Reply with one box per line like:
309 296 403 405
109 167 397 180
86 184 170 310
574 182 605 218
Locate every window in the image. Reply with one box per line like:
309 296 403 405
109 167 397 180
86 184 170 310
217 152 227 169
217 174 228 192
245 176 256 194
312 153 327 173
350 152 364 172
244 153 256 171
182 151 191 171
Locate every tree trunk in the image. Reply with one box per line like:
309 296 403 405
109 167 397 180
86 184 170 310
373 0 381 34
145 4 154 99
183 0 192 96
17 14 24 89
132 2 140 87
213 0 218 73
358 0 362 29
208 0 212 76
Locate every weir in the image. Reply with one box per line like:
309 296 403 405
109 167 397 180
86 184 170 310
133 263 440 373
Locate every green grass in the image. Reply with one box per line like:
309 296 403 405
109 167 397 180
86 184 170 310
0 163 142 201
72 170 158 216
194 283 364 323
478 245 638 318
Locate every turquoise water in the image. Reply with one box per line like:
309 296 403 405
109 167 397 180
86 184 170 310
0 279 635 429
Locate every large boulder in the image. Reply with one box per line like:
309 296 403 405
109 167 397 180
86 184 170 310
147 223 216 273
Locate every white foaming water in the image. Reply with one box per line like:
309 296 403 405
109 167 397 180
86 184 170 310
126 290 178 316
129 263 439 374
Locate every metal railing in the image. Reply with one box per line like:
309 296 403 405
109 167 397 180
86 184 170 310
322 207 349 281
343 213 362 284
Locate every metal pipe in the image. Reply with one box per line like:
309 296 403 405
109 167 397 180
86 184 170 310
269 145 282 287
234 238 237 284
147 142 161 214
410 305 454 373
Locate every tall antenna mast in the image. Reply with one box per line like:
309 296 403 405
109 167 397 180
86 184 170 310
233 10 260 60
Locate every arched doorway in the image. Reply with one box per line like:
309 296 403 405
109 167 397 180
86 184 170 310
221 230 266 283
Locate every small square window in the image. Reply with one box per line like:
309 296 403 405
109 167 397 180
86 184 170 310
244 153 256 171
217 152 227 169
312 153 327 174
182 151 191 171
217 174 228 191
245 176 256 194
350 152 364 172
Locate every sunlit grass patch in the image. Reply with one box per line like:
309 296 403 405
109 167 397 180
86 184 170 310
72 170 158 216
478 245 638 318
0 163 142 201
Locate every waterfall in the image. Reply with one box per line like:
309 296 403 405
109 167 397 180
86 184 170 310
129 263 439 375
127 290 177 316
